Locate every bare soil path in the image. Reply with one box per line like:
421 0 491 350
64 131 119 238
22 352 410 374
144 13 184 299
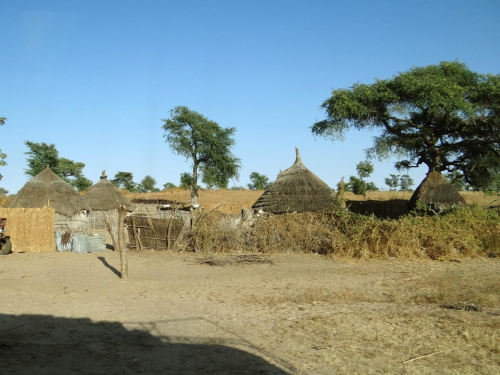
0 251 499 374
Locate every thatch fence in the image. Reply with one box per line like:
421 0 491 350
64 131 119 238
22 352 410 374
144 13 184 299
125 216 185 251
346 199 409 219
0 207 55 253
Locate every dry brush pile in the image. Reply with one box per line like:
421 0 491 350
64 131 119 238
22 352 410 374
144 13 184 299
187 205 500 259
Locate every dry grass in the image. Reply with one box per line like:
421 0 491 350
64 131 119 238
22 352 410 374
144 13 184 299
240 259 500 374
187 205 500 259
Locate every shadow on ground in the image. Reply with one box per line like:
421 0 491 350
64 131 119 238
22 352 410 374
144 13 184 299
0 314 291 374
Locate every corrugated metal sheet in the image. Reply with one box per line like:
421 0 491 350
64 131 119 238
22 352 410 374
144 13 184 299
86 234 106 253
72 234 88 253
55 232 72 252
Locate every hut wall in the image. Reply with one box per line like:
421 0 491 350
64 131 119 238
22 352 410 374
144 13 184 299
54 211 90 233
88 209 118 230
0 207 55 253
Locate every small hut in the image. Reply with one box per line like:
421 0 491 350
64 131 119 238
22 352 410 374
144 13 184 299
83 171 135 230
408 171 466 212
8 166 90 231
252 148 336 214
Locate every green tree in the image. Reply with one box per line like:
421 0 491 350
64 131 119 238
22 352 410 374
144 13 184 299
24 141 60 177
200 165 228 190
162 106 241 207
72 176 93 192
112 172 137 192
311 61 500 192
24 141 92 191
247 172 271 190
347 160 377 196
163 182 176 190
384 174 399 190
179 172 193 190
399 175 414 191
140 175 158 192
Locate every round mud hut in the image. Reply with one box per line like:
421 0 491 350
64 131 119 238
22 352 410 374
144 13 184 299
8 166 91 231
252 148 336 214
408 171 466 212
83 171 135 230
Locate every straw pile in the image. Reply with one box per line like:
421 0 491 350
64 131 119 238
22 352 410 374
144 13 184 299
409 171 466 212
0 207 55 252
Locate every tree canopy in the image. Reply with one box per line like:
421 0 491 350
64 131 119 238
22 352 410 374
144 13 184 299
311 61 500 191
112 172 137 192
247 172 271 190
24 141 92 191
162 106 240 206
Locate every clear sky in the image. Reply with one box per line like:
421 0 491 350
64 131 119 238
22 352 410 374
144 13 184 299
1 0 499 194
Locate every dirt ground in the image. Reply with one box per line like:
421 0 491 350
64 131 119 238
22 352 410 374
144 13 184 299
0 250 499 375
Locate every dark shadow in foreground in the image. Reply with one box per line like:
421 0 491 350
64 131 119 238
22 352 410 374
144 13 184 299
0 314 291 375
97 256 121 278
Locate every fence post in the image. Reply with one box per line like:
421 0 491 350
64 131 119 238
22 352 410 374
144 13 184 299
118 205 128 279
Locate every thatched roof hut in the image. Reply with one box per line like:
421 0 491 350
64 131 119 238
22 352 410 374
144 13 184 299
408 171 466 212
84 171 135 212
252 148 336 214
8 166 90 217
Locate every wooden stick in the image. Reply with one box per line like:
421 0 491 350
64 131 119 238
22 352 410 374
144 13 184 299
105 216 118 251
402 345 472 364
118 205 128 279
131 216 143 252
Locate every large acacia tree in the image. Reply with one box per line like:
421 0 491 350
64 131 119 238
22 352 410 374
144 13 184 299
312 61 500 191
162 106 240 207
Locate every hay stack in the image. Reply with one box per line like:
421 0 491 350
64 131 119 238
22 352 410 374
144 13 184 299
252 147 336 214
84 171 135 212
8 166 90 216
408 171 466 212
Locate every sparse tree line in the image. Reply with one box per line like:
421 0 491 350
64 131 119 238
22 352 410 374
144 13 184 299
1 61 499 204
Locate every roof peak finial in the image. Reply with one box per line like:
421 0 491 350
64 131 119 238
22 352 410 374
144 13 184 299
295 147 302 164
100 170 107 180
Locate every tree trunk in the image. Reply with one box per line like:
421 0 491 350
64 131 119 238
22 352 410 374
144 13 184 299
190 162 200 208
118 205 128 279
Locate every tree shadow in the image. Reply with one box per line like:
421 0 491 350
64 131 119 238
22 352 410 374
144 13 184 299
97 256 121 278
0 314 292 374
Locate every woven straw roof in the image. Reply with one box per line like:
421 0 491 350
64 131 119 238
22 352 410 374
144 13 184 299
408 171 466 212
252 148 336 214
8 166 90 217
83 171 135 211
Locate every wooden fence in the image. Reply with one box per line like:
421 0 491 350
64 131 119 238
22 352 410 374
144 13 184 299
125 216 185 251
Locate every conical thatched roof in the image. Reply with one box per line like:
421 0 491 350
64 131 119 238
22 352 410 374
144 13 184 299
408 171 466 212
8 166 90 217
84 171 135 212
252 148 336 214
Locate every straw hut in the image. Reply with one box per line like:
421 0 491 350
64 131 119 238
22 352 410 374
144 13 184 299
84 171 135 230
408 171 466 212
252 148 336 214
8 166 90 231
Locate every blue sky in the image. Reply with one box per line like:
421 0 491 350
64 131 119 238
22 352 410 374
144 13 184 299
1 0 499 194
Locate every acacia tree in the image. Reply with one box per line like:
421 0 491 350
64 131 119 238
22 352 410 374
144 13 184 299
311 61 500 193
162 106 240 207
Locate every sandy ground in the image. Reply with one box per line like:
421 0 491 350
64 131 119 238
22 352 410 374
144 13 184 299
0 250 499 375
